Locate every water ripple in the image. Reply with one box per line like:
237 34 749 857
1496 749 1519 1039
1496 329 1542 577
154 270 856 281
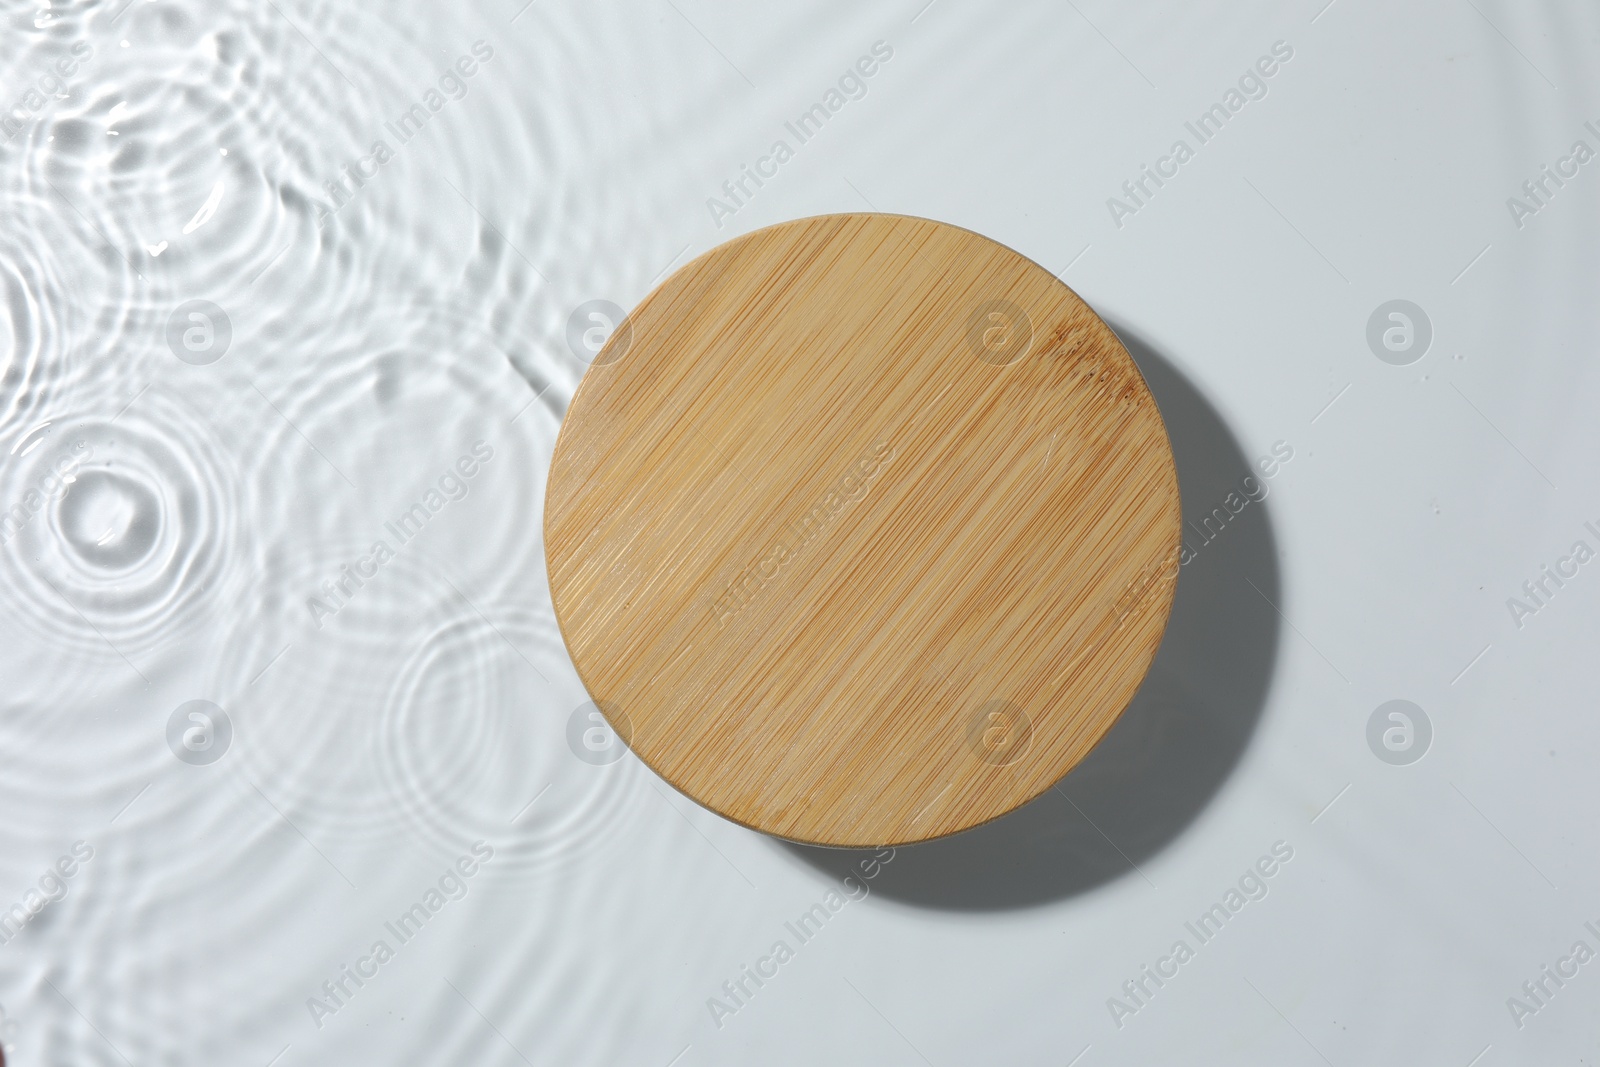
0 383 248 662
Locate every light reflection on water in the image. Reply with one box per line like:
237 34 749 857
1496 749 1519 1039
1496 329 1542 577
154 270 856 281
0 0 708 1062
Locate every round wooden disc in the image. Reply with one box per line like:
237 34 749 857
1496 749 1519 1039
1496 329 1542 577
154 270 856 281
546 214 1180 847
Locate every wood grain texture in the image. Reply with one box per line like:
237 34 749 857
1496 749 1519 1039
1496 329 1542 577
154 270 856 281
545 214 1180 847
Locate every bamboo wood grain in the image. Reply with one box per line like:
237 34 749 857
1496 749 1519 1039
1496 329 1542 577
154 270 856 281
545 214 1180 847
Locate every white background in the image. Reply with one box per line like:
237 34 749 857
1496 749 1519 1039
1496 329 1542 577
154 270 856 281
1 0 1598 1064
